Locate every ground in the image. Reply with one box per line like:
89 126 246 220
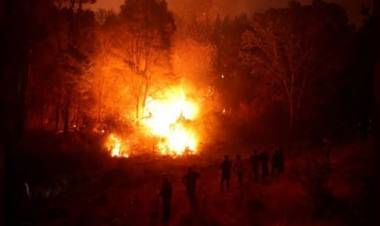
6 133 375 226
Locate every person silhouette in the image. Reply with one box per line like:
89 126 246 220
159 176 172 224
276 147 285 174
250 151 259 181
234 154 244 188
260 151 269 179
220 155 232 191
182 167 200 212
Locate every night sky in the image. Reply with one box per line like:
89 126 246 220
92 0 371 26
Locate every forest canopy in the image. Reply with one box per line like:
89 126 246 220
3 0 373 146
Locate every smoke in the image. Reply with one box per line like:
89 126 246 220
93 0 300 15
93 0 367 26
168 0 367 26
168 0 286 17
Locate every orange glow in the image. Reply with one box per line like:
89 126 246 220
105 133 129 158
142 87 199 155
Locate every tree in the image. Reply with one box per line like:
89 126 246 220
23 4 97 133
111 0 176 120
212 14 251 109
54 0 96 10
240 0 352 131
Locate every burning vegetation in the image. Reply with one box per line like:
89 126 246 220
17 0 372 151
105 86 201 157
105 133 127 157
142 87 199 155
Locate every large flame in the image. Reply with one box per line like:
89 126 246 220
104 87 200 157
142 88 199 155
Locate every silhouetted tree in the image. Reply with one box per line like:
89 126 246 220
23 3 96 133
212 14 251 109
240 0 352 133
111 0 176 120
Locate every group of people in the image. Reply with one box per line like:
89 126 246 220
159 167 200 224
250 148 285 182
158 147 285 224
220 147 285 192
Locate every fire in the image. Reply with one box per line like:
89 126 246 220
105 133 129 158
142 88 199 155
104 87 200 157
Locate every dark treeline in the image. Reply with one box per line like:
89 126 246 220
1 0 376 144
4 0 177 136
212 0 375 144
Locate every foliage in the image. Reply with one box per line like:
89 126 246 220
17 0 373 143
89 0 176 122
240 0 352 130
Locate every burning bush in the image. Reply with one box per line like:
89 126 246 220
104 86 202 157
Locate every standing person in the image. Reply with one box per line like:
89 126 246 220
234 154 244 189
272 149 280 176
250 151 259 181
159 176 172 225
260 151 269 179
220 155 232 191
182 167 200 212
277 147 285 174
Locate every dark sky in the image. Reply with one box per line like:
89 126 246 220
92 0 371 26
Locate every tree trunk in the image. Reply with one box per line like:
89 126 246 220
289 97 294 128
55 103 61 131
288 95 295 142
75 103 80 129
78 0 83 11
39 104 45 130
141 77 150 115
97 75 105 124
70 0 76 10
63 95 71 135
135 95 140 122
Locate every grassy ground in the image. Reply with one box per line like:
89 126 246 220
6 133 375 226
